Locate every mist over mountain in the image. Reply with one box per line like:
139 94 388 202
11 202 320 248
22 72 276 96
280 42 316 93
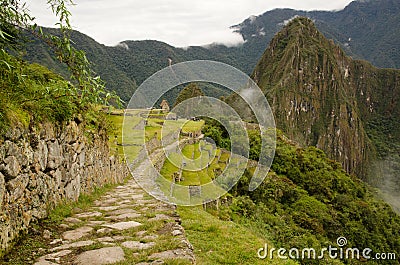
22 0 400 104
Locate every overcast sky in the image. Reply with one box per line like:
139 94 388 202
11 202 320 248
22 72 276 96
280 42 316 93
25 0 353 47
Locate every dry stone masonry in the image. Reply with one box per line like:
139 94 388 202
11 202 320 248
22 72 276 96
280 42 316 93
0 121 128 256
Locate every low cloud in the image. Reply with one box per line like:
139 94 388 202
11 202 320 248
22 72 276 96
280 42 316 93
201 30 245 48
279 15 300 26
116 42 129 50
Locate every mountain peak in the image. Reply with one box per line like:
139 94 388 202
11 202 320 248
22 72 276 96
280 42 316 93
285 16 314 28
252 16 343 88
273 16 324 48
251 16 374 177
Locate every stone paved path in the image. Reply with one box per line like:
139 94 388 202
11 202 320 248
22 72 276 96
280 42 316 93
33 178 195 265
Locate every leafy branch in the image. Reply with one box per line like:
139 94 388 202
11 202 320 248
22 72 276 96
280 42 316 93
0 0 122 108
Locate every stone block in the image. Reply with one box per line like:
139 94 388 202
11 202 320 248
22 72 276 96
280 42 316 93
6 174 29 203
47 140 62 169
0 172 4 209
3 156 21 178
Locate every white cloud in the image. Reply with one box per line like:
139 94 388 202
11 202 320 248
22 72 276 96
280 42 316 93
116 42 129 50
280 15 300 26
249 15 257 24
25 0 353 47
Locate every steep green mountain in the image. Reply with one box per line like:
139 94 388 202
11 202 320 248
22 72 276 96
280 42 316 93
22 0 400 104
249 17 373 177
237 17 400 211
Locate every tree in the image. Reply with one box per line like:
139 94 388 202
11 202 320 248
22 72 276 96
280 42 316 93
173 82 205 107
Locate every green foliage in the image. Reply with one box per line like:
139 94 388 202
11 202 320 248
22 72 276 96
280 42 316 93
202 119 264 161
248 129 261 160
200 120 399 263
366 114 400 158
173 82 205 107
225 131 400 264
202 118 231 150
234 0 400 70
0 0 32 49
230 195 256 218
0 50 79 135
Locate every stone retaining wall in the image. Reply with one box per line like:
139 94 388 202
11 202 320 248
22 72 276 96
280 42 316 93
0 121 128 256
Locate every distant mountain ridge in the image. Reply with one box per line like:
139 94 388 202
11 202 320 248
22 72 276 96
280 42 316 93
22 0 400 103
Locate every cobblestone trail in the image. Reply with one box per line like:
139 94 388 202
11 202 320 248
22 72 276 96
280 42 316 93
33 177 195 265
